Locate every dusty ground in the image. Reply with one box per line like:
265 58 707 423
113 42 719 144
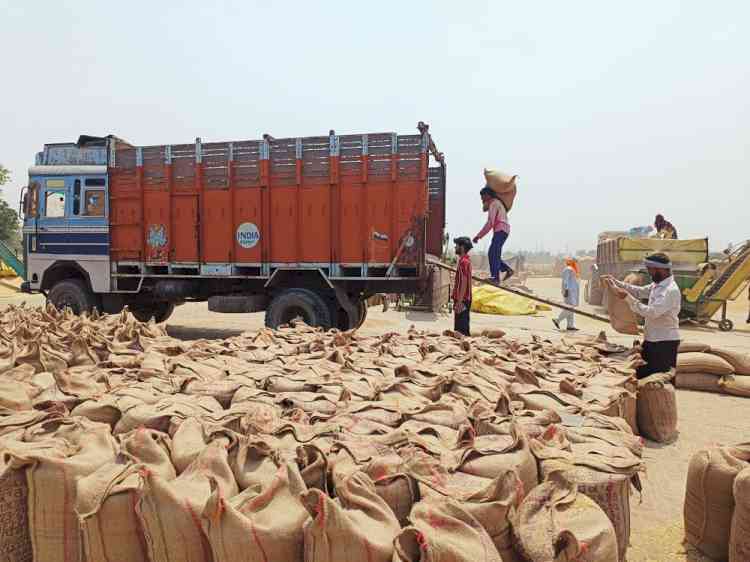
2 276 748 561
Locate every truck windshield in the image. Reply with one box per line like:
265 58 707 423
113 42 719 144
44 190 66 218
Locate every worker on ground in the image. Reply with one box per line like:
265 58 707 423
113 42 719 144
654 214 678 239
603 252 681 379
552 257 580 332
453 237 473 336
473 187 513 283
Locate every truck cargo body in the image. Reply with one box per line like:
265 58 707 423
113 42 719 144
21 125 446 328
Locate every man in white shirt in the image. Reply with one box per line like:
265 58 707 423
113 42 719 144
603 252 681 379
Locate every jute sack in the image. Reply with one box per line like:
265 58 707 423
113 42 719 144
674 372 723 393
677 352 734 375
514 471 618 562
329 440 416 526
452 424 539 499
719 374 750 397
678 341 711 354
251 425 329 492
71 384 168 428
18 417 118 562
730 467 750 562
203 461 309 562
709 347 750 376
393 497 503 562
564 425 643 459
0 379 34 412
301 471 400 562
171 416 235 474
77 429 176 562
483 168 518 211
139 439 239 562
418 468 521 561
531 430 643 562
606 285 639 335
684 443 750 560
0 436 71 562
113 394 223 434
636 372 678 443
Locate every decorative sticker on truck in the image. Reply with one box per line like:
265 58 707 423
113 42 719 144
147 225 167 248
236 222 261 249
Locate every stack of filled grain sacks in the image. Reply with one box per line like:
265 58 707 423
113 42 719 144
676 343 750 396
0 304 651 562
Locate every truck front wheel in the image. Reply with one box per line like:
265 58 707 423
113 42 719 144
48 279 97 315
130 302 175 323
265 289 332 330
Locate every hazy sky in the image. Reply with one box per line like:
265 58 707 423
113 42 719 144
1 1 747 254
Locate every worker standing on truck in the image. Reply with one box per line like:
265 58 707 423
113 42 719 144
552 257 580 332
473 187 514 283
654 214 678 239
453 237 474 336
603 252 681 378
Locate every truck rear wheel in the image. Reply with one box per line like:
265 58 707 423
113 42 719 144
130 302 175 323
48 279 96 315
265 289 332 330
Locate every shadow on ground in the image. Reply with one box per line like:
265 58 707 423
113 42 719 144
167 325 247 341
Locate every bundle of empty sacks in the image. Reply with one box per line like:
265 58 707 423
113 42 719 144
0 303 689 562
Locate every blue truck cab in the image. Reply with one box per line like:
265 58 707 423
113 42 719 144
20 136 145 316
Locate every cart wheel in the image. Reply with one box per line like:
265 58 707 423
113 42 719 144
719 319 734 332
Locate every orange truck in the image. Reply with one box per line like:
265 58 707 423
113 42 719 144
20 123 446 329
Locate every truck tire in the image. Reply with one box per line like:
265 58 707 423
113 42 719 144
130 302 175 323
265 289 332 330
332 300 367 331
48 279 96 315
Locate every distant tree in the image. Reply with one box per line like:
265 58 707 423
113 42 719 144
0 166 22 253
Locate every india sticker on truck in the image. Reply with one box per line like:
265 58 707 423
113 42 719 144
236 222 260 249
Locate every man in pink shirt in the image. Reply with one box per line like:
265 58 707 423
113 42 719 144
473 187 513 283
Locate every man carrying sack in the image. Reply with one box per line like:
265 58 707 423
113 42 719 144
452 237 474 336
602 252 682 378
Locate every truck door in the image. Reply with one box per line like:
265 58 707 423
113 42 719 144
21 180 39 273
67 175 109 256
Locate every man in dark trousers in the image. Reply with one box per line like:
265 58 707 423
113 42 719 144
603 252 681 378
453 237 473 336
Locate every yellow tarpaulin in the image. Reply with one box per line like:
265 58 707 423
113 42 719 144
0 276 21 297
471 285 551 316
0 261 16 278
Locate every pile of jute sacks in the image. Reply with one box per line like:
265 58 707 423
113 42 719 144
676 342 750 397
0 303 691 562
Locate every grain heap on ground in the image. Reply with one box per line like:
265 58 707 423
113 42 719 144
0 304 648 562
